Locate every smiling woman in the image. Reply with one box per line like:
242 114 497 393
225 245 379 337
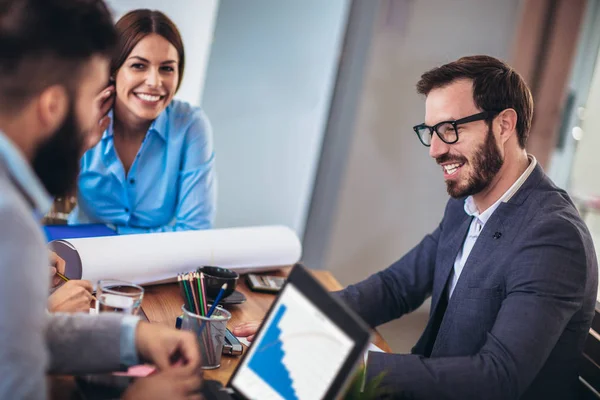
68 9 217 234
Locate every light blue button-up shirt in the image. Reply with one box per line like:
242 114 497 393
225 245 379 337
69 99 216 234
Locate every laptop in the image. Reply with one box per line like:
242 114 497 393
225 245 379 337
206 264 371 400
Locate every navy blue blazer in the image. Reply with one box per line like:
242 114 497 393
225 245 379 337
338 164 598 399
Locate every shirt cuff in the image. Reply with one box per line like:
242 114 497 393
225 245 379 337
120 315 141 366
117 225 148 235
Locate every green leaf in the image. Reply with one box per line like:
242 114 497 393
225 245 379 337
343 365 391 400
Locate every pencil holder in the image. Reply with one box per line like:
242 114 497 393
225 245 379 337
180 305 231 369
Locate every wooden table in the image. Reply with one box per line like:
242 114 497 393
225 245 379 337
142 267 391 384
50 268 391 397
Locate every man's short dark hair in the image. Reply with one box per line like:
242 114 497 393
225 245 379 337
416 55 534 148
0 0 117 110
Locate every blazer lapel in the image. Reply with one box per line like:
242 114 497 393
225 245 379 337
449 213 506 298
431 215 471 312
412 214 471 356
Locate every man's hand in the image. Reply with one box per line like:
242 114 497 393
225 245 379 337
49 251 66 288
84 84 115 153
232 320 262 342
122 366 204 400
135 322 201 372
47 280 93 313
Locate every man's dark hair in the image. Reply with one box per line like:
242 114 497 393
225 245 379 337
0 0 117 110
416 55 534 148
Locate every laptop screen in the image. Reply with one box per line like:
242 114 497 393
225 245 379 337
230 283 356 400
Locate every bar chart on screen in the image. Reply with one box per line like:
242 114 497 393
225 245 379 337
233 285 354 400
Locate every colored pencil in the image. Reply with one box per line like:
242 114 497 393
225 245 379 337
177 275 188 310
200 272 208 316
181 274 194 312
195 273 205 316
188 274 200 315
207 283 227 317
55 271 69 283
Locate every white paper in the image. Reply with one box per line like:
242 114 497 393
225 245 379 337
236 336 251 347
236 338 383 359
49 225 301 285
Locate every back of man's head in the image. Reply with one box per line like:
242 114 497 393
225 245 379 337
0 0 116 111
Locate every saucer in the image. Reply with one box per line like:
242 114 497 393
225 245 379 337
208 289 246 305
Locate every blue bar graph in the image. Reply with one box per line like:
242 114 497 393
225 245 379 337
248 304 299 400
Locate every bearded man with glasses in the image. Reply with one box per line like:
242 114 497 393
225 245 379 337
234 55 598 400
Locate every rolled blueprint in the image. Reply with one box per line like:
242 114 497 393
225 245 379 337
48 225 302 285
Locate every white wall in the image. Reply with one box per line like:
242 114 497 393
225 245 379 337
105 0 219 106
569 48 600 286
324 0 521 285
568 36 600 202
202 0 350 236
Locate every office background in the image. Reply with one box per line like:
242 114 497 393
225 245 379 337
105 0 600 352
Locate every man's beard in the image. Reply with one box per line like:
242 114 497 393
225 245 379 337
439 127 504 198
33 106 85 198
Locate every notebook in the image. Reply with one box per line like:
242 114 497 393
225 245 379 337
43 223 117 242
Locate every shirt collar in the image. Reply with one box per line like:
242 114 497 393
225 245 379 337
102 108 169 142
502 154 538 203
149 108 169 141
463 154 537 225
0 131 53 216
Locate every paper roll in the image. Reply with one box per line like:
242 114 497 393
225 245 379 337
48 225 302 285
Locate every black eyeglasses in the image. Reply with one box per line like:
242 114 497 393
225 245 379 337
412 110 500 147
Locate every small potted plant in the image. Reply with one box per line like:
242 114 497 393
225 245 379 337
343 365 394 399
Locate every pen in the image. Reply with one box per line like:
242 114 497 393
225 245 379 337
55 271 97 302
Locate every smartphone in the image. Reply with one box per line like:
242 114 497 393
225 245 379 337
246 274 285 293
176 316 243 356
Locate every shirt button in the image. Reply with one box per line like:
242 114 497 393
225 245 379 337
129 178 135 184
125 207 130 213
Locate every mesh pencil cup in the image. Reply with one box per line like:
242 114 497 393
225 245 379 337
180 305 231 369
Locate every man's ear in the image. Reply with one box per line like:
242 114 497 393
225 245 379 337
36 85 68 139
496 108 518 145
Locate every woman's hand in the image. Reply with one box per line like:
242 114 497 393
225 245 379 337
49 251 66 288
84 84 115 152
232 320 262 342
48 280 93 313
